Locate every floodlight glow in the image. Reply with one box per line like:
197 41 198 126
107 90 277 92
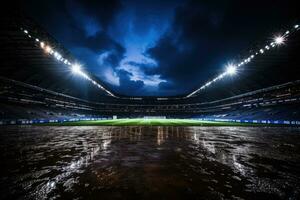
226 65 237 75
54 52 62 60
18 26 117 98
20 22 299 99
274 36 284 45
45 46 52 53
71 64 82 74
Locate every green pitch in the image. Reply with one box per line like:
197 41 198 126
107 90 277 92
41 118 263 126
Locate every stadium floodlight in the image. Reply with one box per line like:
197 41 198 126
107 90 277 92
295 24 299 29
18 27 117 98
45 46 52 53
54 52 62 60
285 31 290 35
260 49 264 54
71 64 82 74
226 64 237 75
274 36 284 45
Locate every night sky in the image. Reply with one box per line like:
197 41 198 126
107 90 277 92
23 0 299 96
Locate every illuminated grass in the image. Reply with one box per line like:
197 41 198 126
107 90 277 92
40 118 267 126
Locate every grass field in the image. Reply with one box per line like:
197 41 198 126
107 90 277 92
41 118 267 126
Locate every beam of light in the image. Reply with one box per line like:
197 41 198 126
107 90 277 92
71 64 82 74
226 64 237 75
45 46 52 53
274 36 284 45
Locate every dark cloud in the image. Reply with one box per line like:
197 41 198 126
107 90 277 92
23 0 125 82
23 0 299 96
146 0 300 94
65 0 122 31
124 61 158 76
113 70 145 95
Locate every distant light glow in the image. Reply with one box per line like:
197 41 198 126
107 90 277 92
274 36 284 45
186 22 299 98
226 65 237 75
71 64 82 74
19 27 116 98
45 46 52 53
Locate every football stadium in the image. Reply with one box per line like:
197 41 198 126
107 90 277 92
1 1 300 199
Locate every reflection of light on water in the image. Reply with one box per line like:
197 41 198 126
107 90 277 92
202 139 215 154
232 154 245 176
193 133 197 141
33 137 111 200
157 127 164 145
102 140 110 150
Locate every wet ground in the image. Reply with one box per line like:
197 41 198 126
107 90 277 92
0 126 300 200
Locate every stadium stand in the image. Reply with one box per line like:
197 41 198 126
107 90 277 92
1 75 299 124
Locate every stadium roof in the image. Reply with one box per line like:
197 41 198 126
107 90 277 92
1 8 300 103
